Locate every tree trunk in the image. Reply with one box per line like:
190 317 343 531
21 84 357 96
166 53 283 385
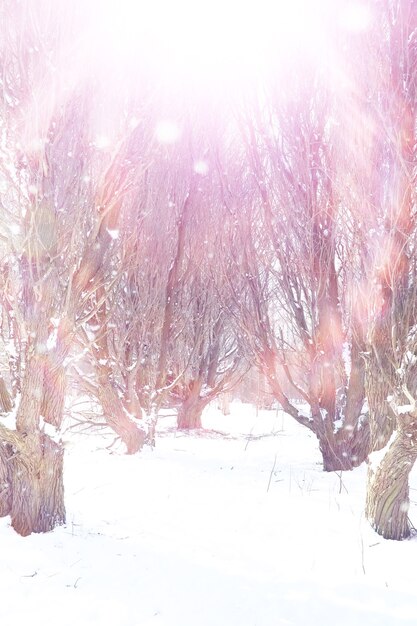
0 376 12 413
0 431 62 533
310 357 369 472
41 362 66 428
366 351 396 451
318 424 370 472
8 433 65 536
319 337 370 472
99 380 145 454
262 341 370 471
218 392 231 416
366 419 417 540
0 440 12 517
177 399 206 429
177 378 209 430
177 379 208 429
0 354 66 536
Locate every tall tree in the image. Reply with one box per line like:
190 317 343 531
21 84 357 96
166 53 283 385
225 68 370 471
359 0 417 540
337 0 417 538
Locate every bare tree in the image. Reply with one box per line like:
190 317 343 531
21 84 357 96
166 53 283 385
220 67 370 471
334 0 417 538
71 117 197 441
351 0 417 540
0 2 149 533
168 200 246 430
74 111 246 435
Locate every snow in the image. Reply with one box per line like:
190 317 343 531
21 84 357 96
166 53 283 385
342 341 351 378
367 430 397 473
107 228 119 240
46 327 58 351
39 416 61 443
8 222 20 235
5 338 17 358
397 404 415 415
1 402 417 625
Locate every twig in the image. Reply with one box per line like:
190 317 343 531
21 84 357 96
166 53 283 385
244 423 256 451
361 534 366 575
267 454 277 493
336 471 349 495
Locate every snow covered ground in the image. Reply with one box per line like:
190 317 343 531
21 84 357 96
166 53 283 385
1 402 417 626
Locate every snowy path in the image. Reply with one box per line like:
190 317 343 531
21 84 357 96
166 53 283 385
1 403 417 625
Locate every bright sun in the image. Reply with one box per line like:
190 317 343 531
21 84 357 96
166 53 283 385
93 0 334 86
63 0 373 148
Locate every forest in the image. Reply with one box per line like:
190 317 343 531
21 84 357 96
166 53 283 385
0 0 416 559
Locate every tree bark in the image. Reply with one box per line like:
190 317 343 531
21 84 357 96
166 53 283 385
177 380 207 429
41 363 66 428
366 349 396 451
8 433 65 536
317 338 370 472
318 424 369 472
0 354 65 536
366 420 417 540
98 380 145 454
40 317 73 428
0 377 12 413
0 440 12 517
177 400 206 429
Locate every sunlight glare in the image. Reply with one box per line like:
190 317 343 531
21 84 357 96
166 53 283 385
155 121 181 144
96 0 330 85
193 160 209 175
339 2 373 33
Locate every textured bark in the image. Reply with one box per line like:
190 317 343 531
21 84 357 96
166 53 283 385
8 433 65 536
177 399 205 429
16 354 45 434
0 425 65 537
366 423 417 540
344 337 366 429
0 441 12 517
317 336 371 471
366 350 396 451
0 353 66 536
319 423 370 472
0 377 12 413
41 318 73 428
41 363 65 429
177 378 209 429
99 380 145 454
